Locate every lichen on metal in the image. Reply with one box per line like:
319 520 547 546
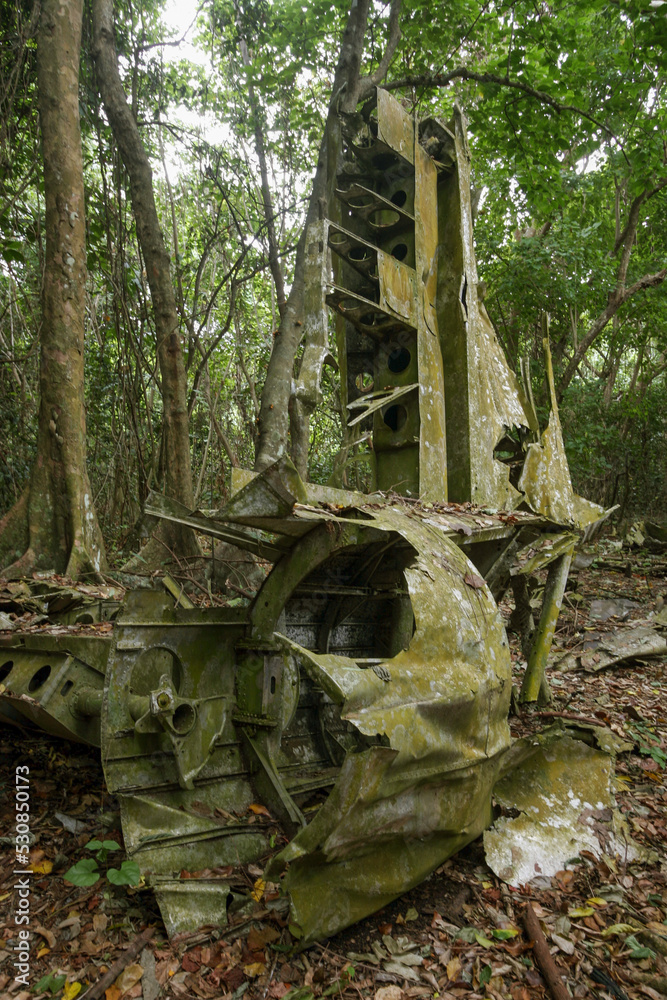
0 87 606 946
484 729 651 886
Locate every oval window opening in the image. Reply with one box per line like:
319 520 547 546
348 195 375 210
0 660 13 683
355 372 374 392
349 247 373 262
390 189 407 208
383 405 407 432
368 209 400 229
390 243 408 261
61 680 74 696
29 664 51 692
388 347 411 374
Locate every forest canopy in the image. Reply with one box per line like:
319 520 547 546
0 0 665 575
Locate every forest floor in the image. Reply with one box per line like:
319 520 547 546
0 535 666 1000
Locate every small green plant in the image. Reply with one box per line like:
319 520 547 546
625 721 667 769
63 839 141 888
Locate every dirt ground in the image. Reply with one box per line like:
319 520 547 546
1 536 666 1000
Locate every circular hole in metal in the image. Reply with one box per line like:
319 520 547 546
390 189 407 207
329 231 347 245
76 612 94 624
29 664 51 692
390 242 408 261
61 680 74 696
355 372 374 392
348 195 375 210
172 703 196 735
373 153 399 170
382 405 407 432
339 298 360 313
349 247 373 262
388 346 411 373
369 208 400 229
0 660 13 683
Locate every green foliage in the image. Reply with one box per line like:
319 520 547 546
34 971 68 994
2 0 667 556
63 839 141 889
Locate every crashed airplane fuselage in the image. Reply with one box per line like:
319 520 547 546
0 89 603 943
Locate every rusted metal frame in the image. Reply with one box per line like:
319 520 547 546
249 521 384 641
145 492 290 558
240 728 306 836
519 543 575 704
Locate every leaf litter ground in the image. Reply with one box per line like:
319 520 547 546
0 538 666 1000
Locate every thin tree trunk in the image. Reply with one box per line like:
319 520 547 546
92 0 199 566
254 0 401 472
0 0 106 581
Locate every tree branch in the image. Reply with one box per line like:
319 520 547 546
385 68 629 162
557 267 667 401
359 0 402 100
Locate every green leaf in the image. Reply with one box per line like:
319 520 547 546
101 840 121 852
624 934 656 960
107 860 141 886
480 964 492 985
474 931 495 948
85 840 104 850
491 928 519 939
35 971 68 993
63 858 100 887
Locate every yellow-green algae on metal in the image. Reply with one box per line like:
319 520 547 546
262 503 512 943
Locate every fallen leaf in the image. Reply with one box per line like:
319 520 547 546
252 878 266 902
248 804 271 816
568 907 595 918
34 926 56 949
244 962 267 978
601 923 636 937
446 956 461 981
33 860 53 875
464 572 485 589
551 933 575 955
113 963 143 993
375 987 403 1000
63 983 82 1000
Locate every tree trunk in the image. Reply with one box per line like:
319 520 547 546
0 0 106 581
92 0 199 568
254 0 401 472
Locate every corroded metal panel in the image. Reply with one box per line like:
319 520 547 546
378 252 417 324
377 87 414 165
415 138 447 500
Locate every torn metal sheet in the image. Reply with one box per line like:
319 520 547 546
262 504 512 942
552 625 667 673
0 636 109 743
1 87 606 948
484 731 650 887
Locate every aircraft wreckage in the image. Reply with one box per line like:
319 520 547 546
0 90 605 943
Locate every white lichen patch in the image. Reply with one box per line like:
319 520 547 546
484 735 648 886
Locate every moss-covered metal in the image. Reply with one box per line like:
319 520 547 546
0 88 607 946
0 634 109 743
